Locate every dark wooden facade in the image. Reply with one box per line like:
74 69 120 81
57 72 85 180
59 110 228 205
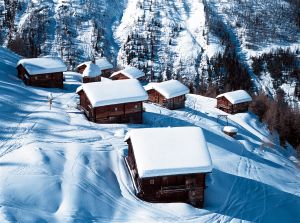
17 64 63 88
82 75 102 83
77 90 144 124
77 64 87 74
111 73 130 81
147 89 186 110
101 68 114 78
110 72 145 81
125 139 207 208
217 96 250 114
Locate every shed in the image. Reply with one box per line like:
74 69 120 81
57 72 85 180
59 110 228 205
223 126 238 137
95 58 114 77
216 90 252 114
17 57 67 88
110 66 145 81
76 79 148 124
144 80 190 109
124 127 213 208
81 62 102 83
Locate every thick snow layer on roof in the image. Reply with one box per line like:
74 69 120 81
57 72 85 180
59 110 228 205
223 126 238 133
76 79 148 107
144 80 190 99
216 90 252 104
95 58 113 70
111 66 145 79
17 57 67 75
125 127 213 178
82 63 102 77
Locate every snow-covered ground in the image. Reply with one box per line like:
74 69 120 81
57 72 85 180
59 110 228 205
0 47 300 222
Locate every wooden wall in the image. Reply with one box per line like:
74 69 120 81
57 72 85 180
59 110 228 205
17 65 63 88
217 96 250 114
147 89 186 110
110 72 145 81
77 64 87 74
78 91 144 124
126 139 207 208
82 75 101 83
17 65 26 79
101 69 115 78
110 73 129 81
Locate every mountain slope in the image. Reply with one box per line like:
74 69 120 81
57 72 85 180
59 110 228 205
1 1 298 88
0 47 300 222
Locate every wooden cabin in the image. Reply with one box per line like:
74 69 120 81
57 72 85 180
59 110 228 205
17 58 67 88
124 127 213 208
110 66 145 81
81 62 102 83
77 58 114 78
76 79 148 124
223 126 238 138
95 58 114 77
216 90 252 114
145 80 190 110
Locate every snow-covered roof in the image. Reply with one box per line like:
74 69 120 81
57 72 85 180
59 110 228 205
82 62 102 77
110 66 145 79
216 90 252 104
223 126 238 133
76 79 148 107
144 80 190 99
124 127 213 178
17 57 67 75
95 58 113 70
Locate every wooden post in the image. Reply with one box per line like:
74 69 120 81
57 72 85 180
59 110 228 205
48 93 53 110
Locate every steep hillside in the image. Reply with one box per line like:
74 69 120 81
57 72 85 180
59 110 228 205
0 0 299 98
1 47 300 222
0 0 125 67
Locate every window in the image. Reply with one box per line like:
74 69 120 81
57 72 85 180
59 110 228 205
150 179 155 185
115 107 118 111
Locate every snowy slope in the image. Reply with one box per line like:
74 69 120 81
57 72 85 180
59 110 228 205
1 47 300 222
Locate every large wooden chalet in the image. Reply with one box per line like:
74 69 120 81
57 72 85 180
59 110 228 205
124 127 213 208
81 62 102 83
144 80 190 110
216 90 252 114
17 57 67 88
77 58 114 78
110 66 145 81
76 79 148 124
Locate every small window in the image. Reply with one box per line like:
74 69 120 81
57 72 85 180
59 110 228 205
135 105 138 109
115 107 118 111
35 76 38 80
150 179 155 185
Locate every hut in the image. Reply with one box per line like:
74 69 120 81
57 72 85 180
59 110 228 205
144 80 189 109
81 62 102 83
77 58 114 78
95 58 114 77
223 126 238 138
124 127 213 208
110 66 145 81
216 90 252 114
76 79 148 124
16 57 67 88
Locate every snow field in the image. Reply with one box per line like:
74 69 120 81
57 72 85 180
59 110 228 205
0 47 299 222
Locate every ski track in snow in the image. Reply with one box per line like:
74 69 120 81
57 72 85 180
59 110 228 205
0 47 300 222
